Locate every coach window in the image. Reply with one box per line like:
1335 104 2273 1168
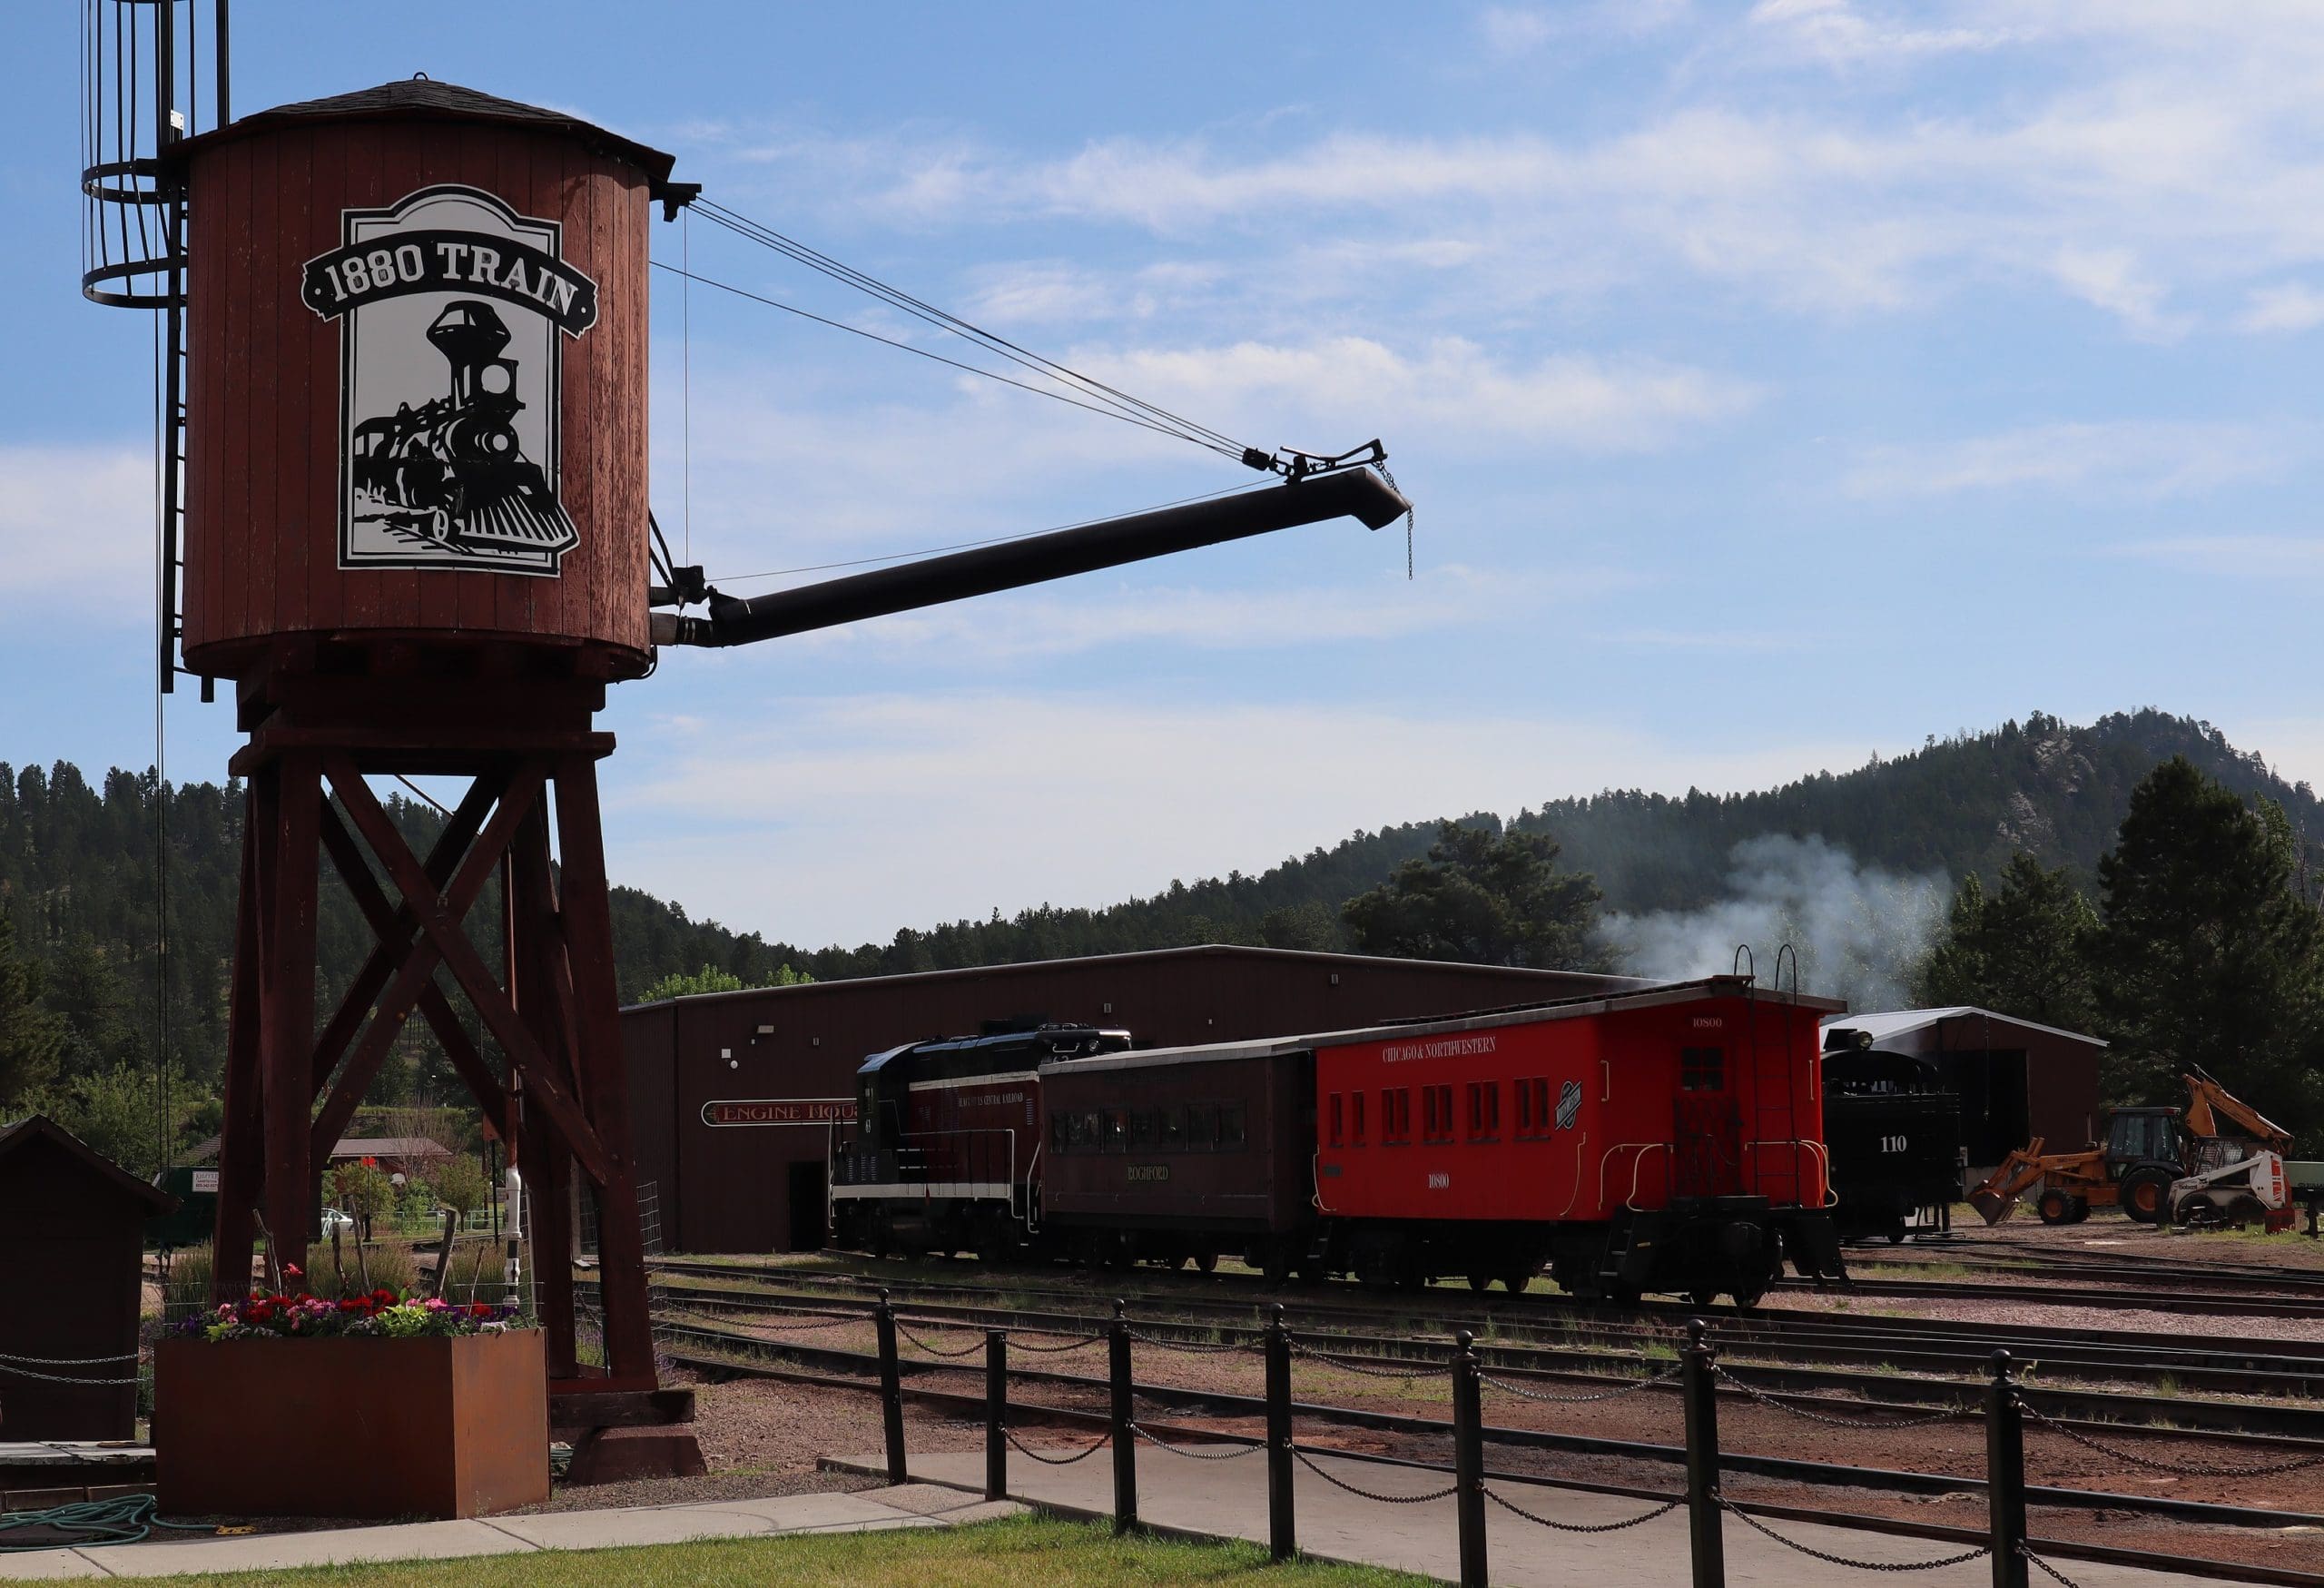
1467 1080 1499 1140
1351 1090 1366 1144
1102 1109 1128 1150
1050 1114 1071 1153
1220 1102 1247 1149
1188 1102 1219 1149
1423 1083 1453 1143
1680 1047 1726 1092
1158 1106 1185 1148
1129 1109 1156 1148
1514 1080 1532 1136
1328 1093 1344 1148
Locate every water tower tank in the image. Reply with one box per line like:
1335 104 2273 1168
166 80 678 681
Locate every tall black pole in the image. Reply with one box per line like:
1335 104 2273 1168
1265 1303 1295 1562
1452 1328 1488 1588
1986 1350 2028 1588
984 1327 1007 1501
875 1288 906 1484
1681 1319 1725 1588
1109 1297 1137 1534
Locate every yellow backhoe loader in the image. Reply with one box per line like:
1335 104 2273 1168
1967 1071 2299 1228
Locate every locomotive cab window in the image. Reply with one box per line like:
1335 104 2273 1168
1680 1047 1726 1092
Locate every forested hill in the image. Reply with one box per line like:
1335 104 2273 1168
3 708 2314 1103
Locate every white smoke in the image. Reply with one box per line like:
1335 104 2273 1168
1603 835 1947 1014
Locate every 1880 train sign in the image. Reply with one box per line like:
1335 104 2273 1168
302 184 598 577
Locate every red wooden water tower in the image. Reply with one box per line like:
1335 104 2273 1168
162 78 702 1474
84 5 1405 1492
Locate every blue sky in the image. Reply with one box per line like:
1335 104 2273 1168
2 2 2318 949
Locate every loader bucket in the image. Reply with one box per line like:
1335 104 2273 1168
1967 1188 2015 1226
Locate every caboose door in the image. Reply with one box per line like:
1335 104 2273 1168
1672 1046 1743 1198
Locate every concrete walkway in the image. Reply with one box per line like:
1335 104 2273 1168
0 1484 1023 1580
832 1448 2284 1588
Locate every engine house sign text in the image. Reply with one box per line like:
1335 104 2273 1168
702 1098 859 1128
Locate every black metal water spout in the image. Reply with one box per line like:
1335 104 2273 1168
651 466 1411 647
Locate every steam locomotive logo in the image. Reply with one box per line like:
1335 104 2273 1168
303 185 599 577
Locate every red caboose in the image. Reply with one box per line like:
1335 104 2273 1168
1315 977 1844 1302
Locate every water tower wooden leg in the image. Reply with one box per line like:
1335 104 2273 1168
211 801 264 1305
551 753 659 1387
261 753 321 1284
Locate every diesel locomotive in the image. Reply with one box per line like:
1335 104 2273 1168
826 976 1848 1307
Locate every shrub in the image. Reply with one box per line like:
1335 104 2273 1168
162 1245 213 1319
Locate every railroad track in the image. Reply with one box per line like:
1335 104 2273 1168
602 1269 2324 1439
1843 1236 2324 1297
634 1256 2324 1391
651 1320 2324 1588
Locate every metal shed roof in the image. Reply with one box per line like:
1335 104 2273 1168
1822 1007 2108 1050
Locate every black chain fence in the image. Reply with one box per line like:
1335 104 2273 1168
1719 1369 1968 1430
1129 1424 1264 1461
2018 1397 2324 1477
1718 1497 1992 1573
1001 1423 1112 1465
1477 1364 1680 1404
1482 1484 1683 1534
1291 1447 1458 1504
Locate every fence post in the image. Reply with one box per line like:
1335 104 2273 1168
875 1288 907 1484
1265 1303 1295 1562
985 1327 1007 1501
1986 1350 2028 1588
1681 1318 1725 1588
1452 1328 1488 1588
1109 1297 1137 1534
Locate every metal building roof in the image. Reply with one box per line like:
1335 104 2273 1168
1822 1006 2108 1050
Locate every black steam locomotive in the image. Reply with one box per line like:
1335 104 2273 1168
350 300 578 557
1821 1031 1963 1242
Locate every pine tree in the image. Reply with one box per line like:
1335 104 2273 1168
2093 758 2324 1132
1914 854 2100 1031
1342 822 1609 971
0 913 64 1110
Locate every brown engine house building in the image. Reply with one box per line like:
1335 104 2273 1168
623 945 1638 1254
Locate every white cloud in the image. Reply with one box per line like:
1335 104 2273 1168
2114 535 2324 577
1844 421 2304 499
1091 337 1760 454
1477 7 1557 55
605 692 1871 947
0 444 152 614
2048 246 2181 340
2239 283 2324 333
1745 0 2022 66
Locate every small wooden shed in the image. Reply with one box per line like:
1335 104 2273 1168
0 1116 177 1440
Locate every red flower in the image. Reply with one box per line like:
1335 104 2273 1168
371 1287 395 1304
283 1264 303 1280
247 1302 273 1324
468 1303 493 1317
339 1298 366 1313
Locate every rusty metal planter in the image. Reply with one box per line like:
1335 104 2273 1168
154 1328 547 1518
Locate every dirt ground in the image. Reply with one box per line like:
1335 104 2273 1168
1866 1209 2324 1275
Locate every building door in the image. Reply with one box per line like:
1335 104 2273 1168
787 1160 827 1251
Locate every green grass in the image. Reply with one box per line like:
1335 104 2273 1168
0 1514 1431 1588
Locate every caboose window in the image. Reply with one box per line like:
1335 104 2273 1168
1352 1090 1366 1143
1681 1047 1726 1091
